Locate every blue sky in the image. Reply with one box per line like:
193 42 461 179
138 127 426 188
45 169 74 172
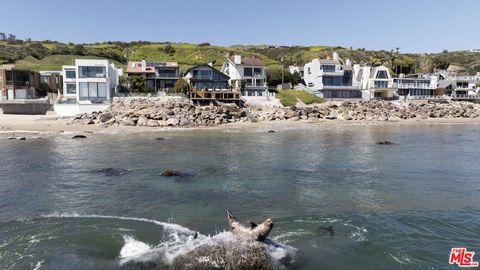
0 0 478 53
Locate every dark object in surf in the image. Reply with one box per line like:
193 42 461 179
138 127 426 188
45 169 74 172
376 140 395 145
8 137 26 140
160 169 181 177
155 137 165 141
72 135 87 139
267 130 276 133
93 168 129 177
318 225 335 236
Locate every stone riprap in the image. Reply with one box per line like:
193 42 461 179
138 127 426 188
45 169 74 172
71 97 480 127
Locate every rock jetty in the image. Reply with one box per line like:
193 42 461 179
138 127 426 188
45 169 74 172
71 97 480 127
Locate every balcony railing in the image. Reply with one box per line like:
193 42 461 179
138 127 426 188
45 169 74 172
157 73 178 78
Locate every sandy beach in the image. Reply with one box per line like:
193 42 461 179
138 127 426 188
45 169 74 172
2 111 480 136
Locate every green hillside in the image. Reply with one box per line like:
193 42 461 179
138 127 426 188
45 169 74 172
1 38 480 76
15 55 125 72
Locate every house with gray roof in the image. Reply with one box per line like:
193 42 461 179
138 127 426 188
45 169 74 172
303 52 360 99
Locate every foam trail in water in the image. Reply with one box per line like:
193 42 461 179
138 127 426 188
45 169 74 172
42 212 193 234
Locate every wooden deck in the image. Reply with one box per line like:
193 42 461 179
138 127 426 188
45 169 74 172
190 90 242 101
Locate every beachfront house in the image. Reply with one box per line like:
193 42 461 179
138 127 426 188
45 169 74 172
303 53 360 99
126 60 179 92
60 59 121 104
437 77 477 97
0 65 51 114
183 63 242 104
354 65 395 100
0 65 42 100
221 55 269 98
54 59 122 116
393 74 439 99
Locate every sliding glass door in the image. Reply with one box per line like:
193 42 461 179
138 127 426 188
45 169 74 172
79 82 108 101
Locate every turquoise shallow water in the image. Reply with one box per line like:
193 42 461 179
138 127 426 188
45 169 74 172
0 124 480 269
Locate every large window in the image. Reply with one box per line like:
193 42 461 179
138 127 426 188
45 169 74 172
79 82 107 100
253 68 262 77
78 66 106 78
65 70 76 79
244 68 253 76
157 68 177 78
376 70 388 79
193 70 212 80
323 76 342 86
374 81 389 88
66 83 76 94
322 65 336 72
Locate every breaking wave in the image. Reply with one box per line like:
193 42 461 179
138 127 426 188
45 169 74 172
41 213 297 268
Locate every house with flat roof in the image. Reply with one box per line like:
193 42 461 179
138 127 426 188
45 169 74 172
221 55 269 98
126 60 179 91
0 65 42 100
54 59 122 116
393 74 439 99
184 63 242 104
0 65 50 114
303 53 360 99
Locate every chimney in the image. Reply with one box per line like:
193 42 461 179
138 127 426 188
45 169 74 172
332 52 339 61
234 55 242 65
141 60 146 71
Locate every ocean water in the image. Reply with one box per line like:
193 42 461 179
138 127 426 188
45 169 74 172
0 124 479 269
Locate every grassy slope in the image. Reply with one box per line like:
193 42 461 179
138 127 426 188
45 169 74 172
14 55 125 71
128 44 279 70
2 41 480 74
277 90 325 107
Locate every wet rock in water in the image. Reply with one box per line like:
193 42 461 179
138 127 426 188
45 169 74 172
172 240 273 270
72 135 87 139
93 168 129 177
377 140 396 145
160 169 181 177
8 137 26 140
120 260 167 270
317 225 335 236
155 137 165 141
267 130 276 133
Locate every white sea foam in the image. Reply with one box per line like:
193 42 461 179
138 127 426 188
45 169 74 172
119 235 152 260
33 260 44 270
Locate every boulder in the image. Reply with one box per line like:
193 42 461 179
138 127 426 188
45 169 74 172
325 111 338 120
166 118 180 126
172 240 273 270
120 119 137 126
98 112 113 123
72 135 87 139
137 115 149 126
179 118 191 126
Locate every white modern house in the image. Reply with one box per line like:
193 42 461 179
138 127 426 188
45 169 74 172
393 74 439 99
354 65 395 100
221 55 269 98
303 52 360 99
54 59 122 116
